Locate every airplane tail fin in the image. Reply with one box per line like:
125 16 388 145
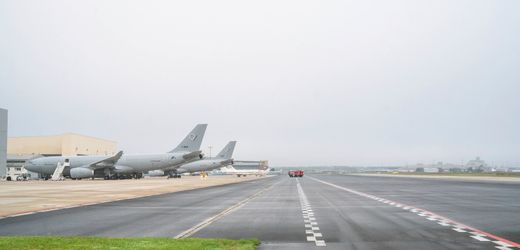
216 141 236 159
169 124 208 153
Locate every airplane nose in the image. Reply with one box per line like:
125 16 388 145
24 161 36 172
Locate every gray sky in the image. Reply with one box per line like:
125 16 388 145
1 0 519 166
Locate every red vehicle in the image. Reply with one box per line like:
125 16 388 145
288 170 304 177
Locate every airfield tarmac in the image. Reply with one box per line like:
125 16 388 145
0 175 262 217
0 174 519 250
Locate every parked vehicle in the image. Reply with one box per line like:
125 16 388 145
288 170 304 177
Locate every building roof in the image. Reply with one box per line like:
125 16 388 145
8 133 116 144
7 154 37 160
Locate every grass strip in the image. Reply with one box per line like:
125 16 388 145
0 236 260 250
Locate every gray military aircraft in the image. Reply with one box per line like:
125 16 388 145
24 124 207 180
149 141 236 178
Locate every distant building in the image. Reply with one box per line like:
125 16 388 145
8 133 117 157
466 156 487 172
423 167 440 173
0 108 7 178
232 160 269 170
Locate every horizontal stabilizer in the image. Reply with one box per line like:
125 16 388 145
182 150 202 160
220 158 234 166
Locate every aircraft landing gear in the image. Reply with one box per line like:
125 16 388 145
167 171 181 179
132 173 143 179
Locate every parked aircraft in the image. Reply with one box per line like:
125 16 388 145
149 141 236 178
220 160 270 177
24 124 207 180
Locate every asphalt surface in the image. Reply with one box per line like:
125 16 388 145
1 174 519 250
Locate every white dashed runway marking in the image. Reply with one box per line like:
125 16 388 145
309 176 520 250
174 182 277 239
296 179 326 247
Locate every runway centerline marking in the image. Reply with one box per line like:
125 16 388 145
174 179 278 239
308 176 520 250
296 178 326 247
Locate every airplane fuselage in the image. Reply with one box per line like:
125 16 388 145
25 152 195 177
220 166 270 176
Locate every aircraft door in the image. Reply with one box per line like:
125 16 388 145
63 158 71 176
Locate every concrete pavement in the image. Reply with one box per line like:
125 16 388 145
0 176 263 217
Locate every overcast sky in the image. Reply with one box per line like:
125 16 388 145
1 0 519 166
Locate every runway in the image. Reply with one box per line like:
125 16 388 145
1 174 519 249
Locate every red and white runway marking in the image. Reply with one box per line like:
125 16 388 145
309 176 520 250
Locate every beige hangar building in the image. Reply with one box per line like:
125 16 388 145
6 133 117 179
8 133 117 157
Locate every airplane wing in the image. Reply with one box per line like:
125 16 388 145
84 151 123 170
220 158 234 166
182 150 203 160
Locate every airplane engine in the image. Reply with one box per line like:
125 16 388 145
70 168 94 179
